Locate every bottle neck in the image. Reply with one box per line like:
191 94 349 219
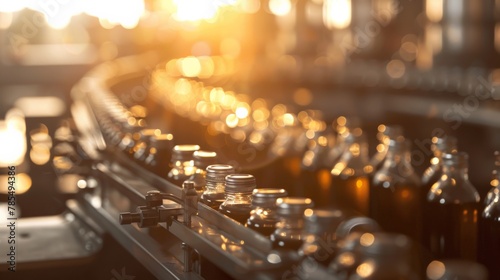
386 148 411 164
223 192 252 205
443 164 469 180
205 180 225 194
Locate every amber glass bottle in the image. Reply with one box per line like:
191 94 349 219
370 139 421 240
247 188 287 236
478 151 500 279
141 133 174 175
270 197 314 251
299 131 334 206
421 136 458 199
369 124 404 173
484 151 500 206
219 174 256 224
189 150 218 195
200 164 235 210
422 152 480 260
166 145 200 186
330 131 371 215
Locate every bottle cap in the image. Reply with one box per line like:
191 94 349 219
251 188 288 208
304 209 345 235
224 174 256 194
171 145 200 161
206 164 235 184
276 197 314 216
193 150 218 168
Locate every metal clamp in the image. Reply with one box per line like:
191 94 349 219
119 181 198 228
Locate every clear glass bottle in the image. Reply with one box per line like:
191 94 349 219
423 152 480 260
219 174 256 224
338 233 419 280
167 145 200 186
247 188 288 236
200 164 235 210
300 209 346 265
421 136 458 198
330 131 372 215
189 150 218 196
484 151 500 206
142 133 174 175
369 124 404 172
270 197 314 251
370 139 421 240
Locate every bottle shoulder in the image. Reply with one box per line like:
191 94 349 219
373 164 420 187
483 199 500 220
427 179 480 204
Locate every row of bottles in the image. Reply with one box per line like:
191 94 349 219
107 110 499 279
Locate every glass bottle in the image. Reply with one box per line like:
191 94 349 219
219 174 256 224
422 152 480 260
299 131 335 207
370 139 422 240
341 233 419 280
117 121 143 154
421 136 458 198
270 197 314 251
266 110 303 196
325 116 361 169
247 188 288 236
478 153 500 280
300 209 346 266
142 133 174 175
166 145 200 186
484 151 500 206
330 131 372 215
369 124 404 172
130 129 160 159
200 164 235 210
189 150 218 196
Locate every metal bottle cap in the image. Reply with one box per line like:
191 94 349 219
206 164 235 184
171 145 200 161
193 150 218 168
251 188 288 208
276 197 314 216
224 174 256 194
